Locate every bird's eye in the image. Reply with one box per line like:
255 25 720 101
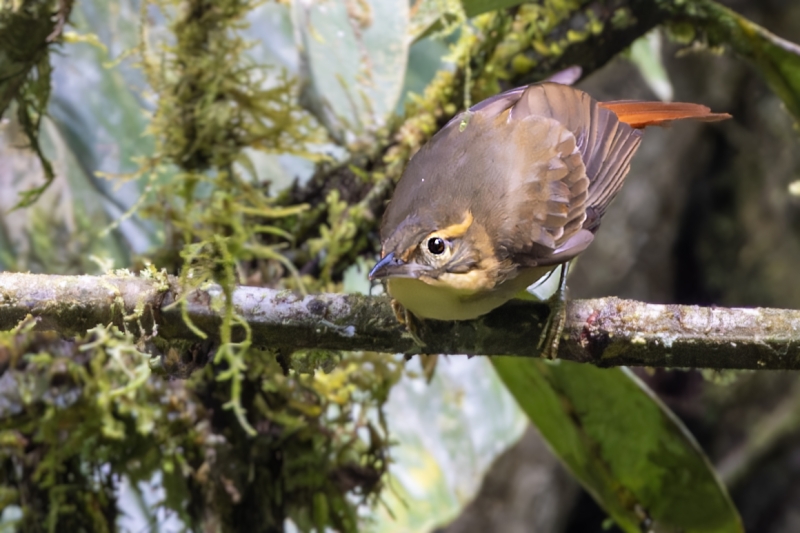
427 237 446 255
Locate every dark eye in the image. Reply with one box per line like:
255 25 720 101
427 237 446 255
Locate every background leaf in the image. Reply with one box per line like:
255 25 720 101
628 30 673 102
370 356 528 533
292 0 409 146
460 0 525 19
492 358 743 533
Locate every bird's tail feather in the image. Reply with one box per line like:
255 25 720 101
598 101 731 129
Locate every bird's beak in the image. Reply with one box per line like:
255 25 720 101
369 252 418 281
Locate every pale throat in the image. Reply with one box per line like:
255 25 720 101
387 265 557 321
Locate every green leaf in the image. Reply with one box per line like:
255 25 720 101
369 357 528 532
460 0 526 19
45 0 161 257
293 0 409 146
679 0 800 121
628 30 673 102
409 0 453 42
492 358 743 533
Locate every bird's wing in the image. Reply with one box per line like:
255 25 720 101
479 83 640 268
486 111 594 267
510 83 644 229
494 83 730 266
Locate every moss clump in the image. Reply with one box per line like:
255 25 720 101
0 0 68 208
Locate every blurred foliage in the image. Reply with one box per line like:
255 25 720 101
0 0 72 208
1 0 404 530
1 0 800 531
0 317 402 531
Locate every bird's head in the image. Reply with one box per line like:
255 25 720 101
368 108 515 296
369 210 503 294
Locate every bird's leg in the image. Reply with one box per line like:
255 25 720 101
390 300 437 378
391 299 427 347
537 263 569 360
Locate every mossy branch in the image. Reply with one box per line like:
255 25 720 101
1 272 798 374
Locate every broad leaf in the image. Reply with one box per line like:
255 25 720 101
368 356 528 532
48 0 159 256
492 358 743 533
292 0 409 147
460 0 525 19
629 30 673 102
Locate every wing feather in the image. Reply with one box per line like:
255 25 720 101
512 83 645 230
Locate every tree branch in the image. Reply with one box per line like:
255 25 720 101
1 272 799 372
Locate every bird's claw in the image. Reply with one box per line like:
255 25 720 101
391 299 427 347
537 264 569 360
537 291 567 360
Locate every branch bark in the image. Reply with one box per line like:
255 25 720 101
1 272 799 372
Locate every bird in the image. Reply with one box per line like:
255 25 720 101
369 81 729 357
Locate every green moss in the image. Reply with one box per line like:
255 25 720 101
611 7 635 30
0 0 408 528
483 0 599 86
0 322 176 531
666 20 697 44
0 0 65 208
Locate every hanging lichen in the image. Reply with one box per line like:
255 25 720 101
0 0 73 208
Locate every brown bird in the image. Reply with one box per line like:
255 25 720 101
369 81 729 356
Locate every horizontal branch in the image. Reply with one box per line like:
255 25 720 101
1 272 799 372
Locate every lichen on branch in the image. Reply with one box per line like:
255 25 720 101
2 272 799 371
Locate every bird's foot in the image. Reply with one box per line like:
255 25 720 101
391 300 437 378
536 264 569 360
537 291 567 360
391 299 427 347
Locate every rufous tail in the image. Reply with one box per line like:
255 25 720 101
598 101 731 129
